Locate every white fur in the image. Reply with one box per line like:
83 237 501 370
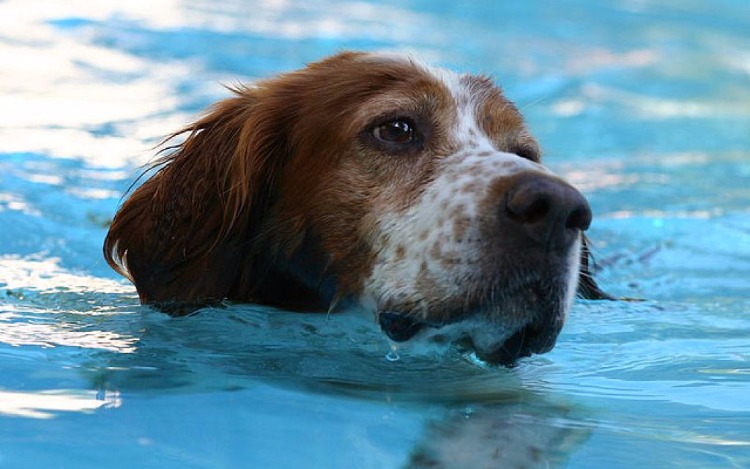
362 64 556 316
358 57 583 354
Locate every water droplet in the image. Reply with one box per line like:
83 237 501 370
385 343 400 362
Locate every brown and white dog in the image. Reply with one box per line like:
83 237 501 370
104 51 609 366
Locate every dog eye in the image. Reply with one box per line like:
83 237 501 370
373 119 414 144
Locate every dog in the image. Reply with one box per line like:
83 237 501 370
104 51 609 366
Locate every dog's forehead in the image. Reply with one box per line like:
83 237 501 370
349 52 520 140
356 52 498 98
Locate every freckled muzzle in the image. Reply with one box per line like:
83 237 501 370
376 170 592 367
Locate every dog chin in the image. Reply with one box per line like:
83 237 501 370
377 287 571 367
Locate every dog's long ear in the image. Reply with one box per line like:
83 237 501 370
104 86 288 312
577 236 615 300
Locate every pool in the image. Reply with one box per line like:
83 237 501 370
1 1 749 467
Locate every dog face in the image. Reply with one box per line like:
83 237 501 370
105 52 605 365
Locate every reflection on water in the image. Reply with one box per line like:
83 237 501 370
0 311 137 352
0 1 195 167
0 389 121 419
552 82 750 119
2 255 131 295
1 255 138 351
408 403 591 469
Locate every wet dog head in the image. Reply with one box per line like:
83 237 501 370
104 52 608 366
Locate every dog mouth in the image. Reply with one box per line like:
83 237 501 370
378 312 427 343
377 281 567 368
468 320 561 366
378 311 561 367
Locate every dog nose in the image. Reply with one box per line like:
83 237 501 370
504 174 592 250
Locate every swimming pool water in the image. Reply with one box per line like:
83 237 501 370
1 1 749 467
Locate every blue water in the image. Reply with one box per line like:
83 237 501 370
1 1 749 468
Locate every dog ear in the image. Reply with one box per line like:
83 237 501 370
577 236 615 300
103 86 289 312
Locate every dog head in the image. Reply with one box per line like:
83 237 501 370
105 52 609 365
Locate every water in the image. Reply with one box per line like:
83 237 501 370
1 1 749 467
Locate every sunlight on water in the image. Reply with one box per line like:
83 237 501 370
1 256 139 351
0 389 121 419
0 306 139 353
554 83 750 120
0 1 196 167
1 255 131 294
